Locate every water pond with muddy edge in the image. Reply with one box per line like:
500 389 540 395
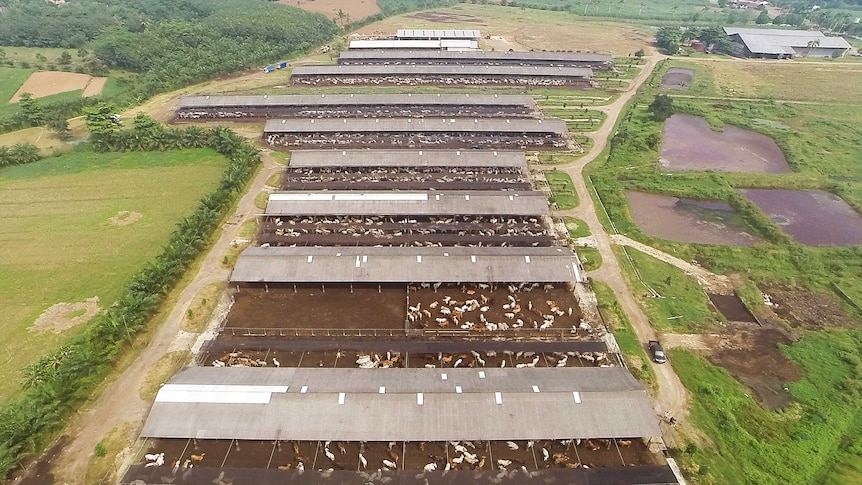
660 68 693 90
740 189 862 246
626 191 763 245
660 114 791 173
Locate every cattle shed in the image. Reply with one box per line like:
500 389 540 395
178 93 536 110
338 49 615 70
263 117 567 135
348 39 479 50
396 29 482 40
263 191 550 216
141 367 660 441
724 27 851 58
289 64 594 87
287 149 527 168
229 246 581 283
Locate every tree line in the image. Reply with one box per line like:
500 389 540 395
0 0 337 135
0 112 260 478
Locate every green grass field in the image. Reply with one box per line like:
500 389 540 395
545 170 579 209
0 67 34 104
614 247 718 332
671 329 862 484
0 148 226 402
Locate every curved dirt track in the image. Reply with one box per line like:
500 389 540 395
552 52 691 419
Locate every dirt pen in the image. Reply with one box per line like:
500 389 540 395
9 71 107 102
224 283 588 336
125 437 663 484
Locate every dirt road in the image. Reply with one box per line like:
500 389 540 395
552 53 691 419
46 151 283 484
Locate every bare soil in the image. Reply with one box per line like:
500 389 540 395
280 0 380 21
708 323 801 410
82 76 108 97
660 68 693 90
664 323 802 410
763 284 857 329
10 71 106 102
29 296 100 334
108 210 143 226
708 294 757 323
225 284 407 330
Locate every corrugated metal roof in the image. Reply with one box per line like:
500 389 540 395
725 28 851 52
339 49 613 63
263 117 567 134
396 29 482 39
263 190 549 216
141 367 661 441
290 64 594 78
349 39 479 49
178 93 536 109
287 149 527 168
229 246 580 283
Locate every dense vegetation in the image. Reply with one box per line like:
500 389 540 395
0 142 39 166
0 0 337 133
0 116 260 478
378 0 459 15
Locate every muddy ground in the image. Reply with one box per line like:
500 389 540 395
226 284 407 330
709 294 757 323
660 68 693 90
667 321 802 410
763 284 857 329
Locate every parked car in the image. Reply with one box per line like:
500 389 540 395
649 340 667 364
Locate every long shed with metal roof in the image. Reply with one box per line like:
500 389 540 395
141 366 661 441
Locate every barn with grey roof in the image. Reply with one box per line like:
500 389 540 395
724 27 851 58
289 64 594 87
230 247 581 283
338 49 615 70
175 94 538 121
141 366 660 441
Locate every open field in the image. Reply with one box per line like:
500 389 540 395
10 71 106 102
0 67 34 104
352 4 651 55
486 0 724 22
545 169 579 209
0 148 226 402
279 0 380 21
671 59 862 103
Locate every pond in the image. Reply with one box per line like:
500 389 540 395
660 114 791 173
627 191 763 245
740 189 862 246
660 67 693 90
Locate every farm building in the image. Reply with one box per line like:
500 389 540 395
263 191 549 217
724 27 852 58
283 150 530 191
338 50 615 70
289 64 595 87
349 39 479 50
230 247 581 283
141 366 658 441
288 149 527 168
396 29 482 40
262 117 569 149
174 94 537 121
